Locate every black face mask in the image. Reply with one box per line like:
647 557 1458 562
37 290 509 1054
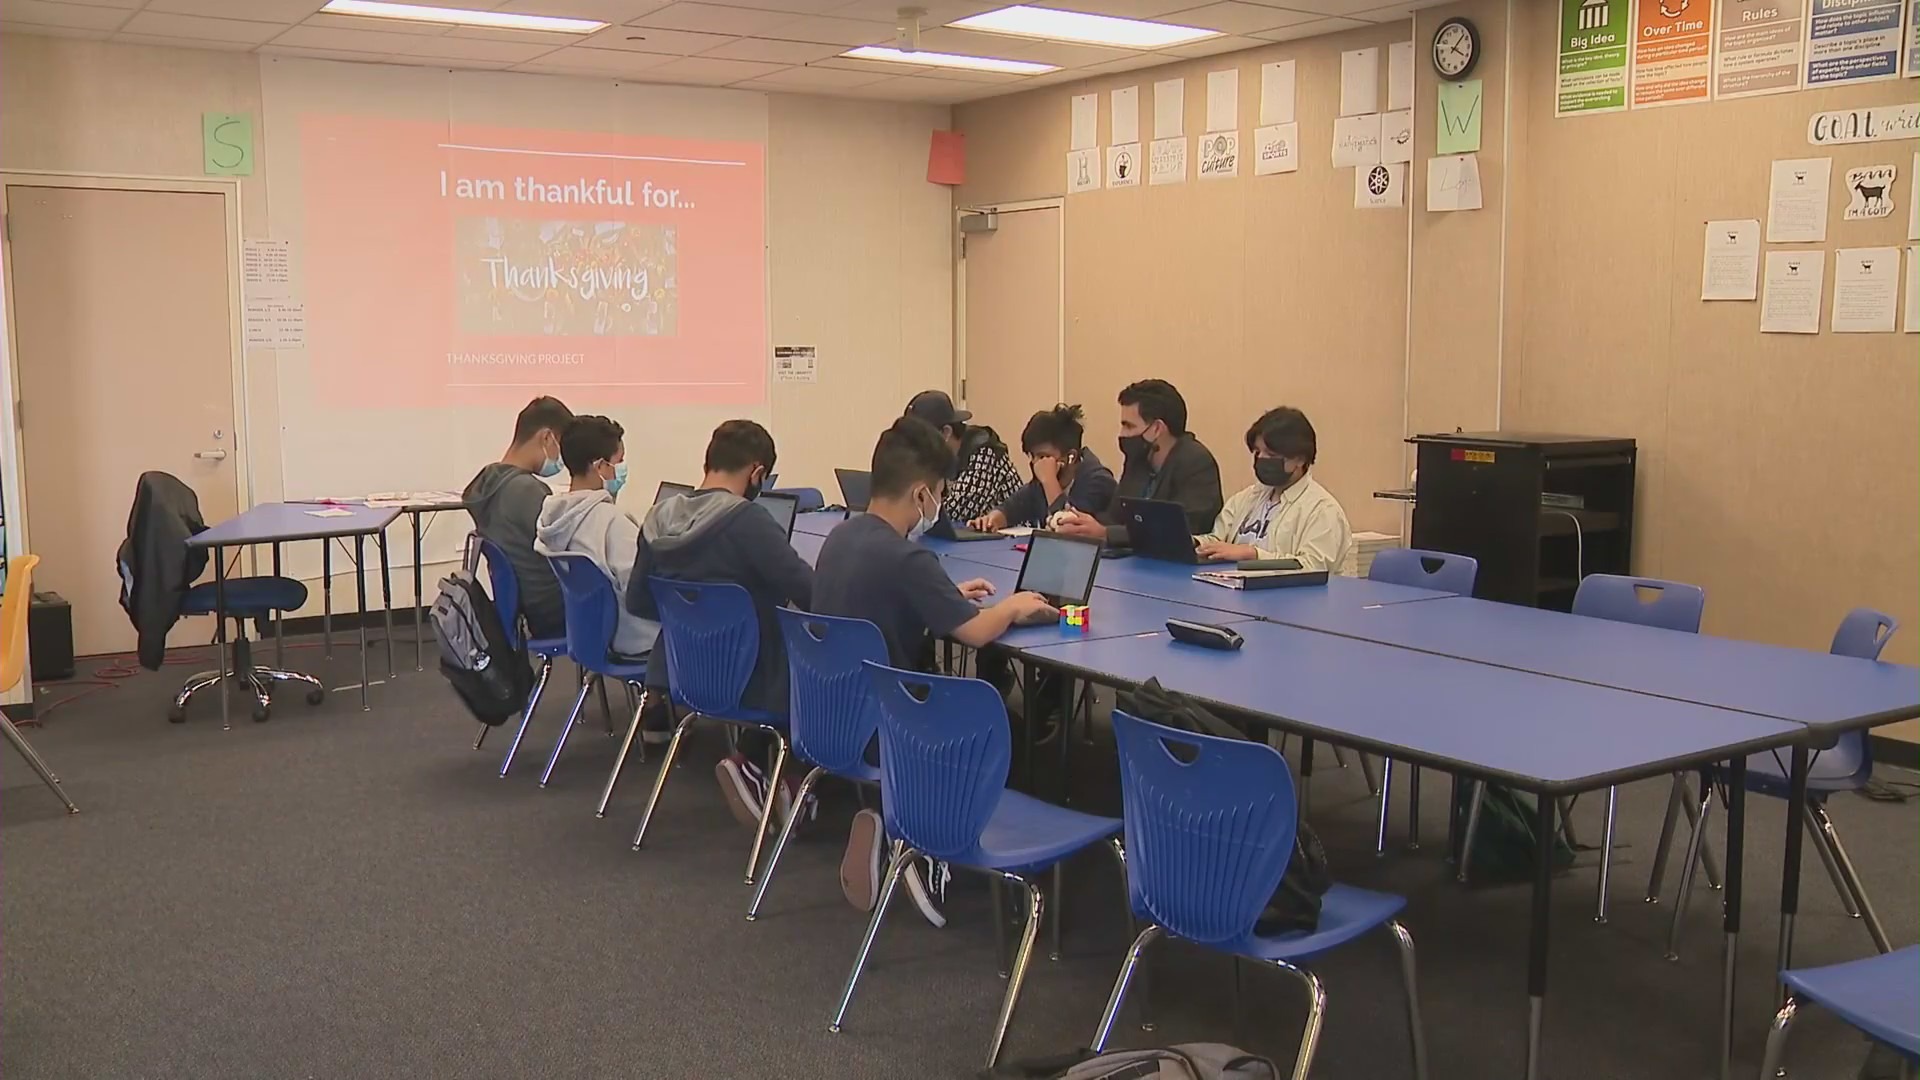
743 468 765 502
1120 422 1159 466
1254 457 1295 489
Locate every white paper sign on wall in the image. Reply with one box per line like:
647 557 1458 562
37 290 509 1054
1253 123 1299 175
1845 164 1898 219
1355 162 1405 209
1808 103 1920 145
1198 132 1240 179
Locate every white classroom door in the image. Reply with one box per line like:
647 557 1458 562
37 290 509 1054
5 184 241 657
960 205 1063 454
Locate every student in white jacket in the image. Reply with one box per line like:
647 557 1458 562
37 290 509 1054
534 415 661 658
1194 406 1358 575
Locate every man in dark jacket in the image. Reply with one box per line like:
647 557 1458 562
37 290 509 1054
627 419 814 829
1053 378 1224 547
464 396 572 639
117 472 209 670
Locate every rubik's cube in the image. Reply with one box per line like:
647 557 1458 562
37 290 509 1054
1062 605 1091 629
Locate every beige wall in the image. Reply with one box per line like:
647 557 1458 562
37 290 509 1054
957 20 1418 535
956 6 1920 713
0 34 951 624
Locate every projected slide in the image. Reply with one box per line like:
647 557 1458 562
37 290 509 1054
299 116 765 405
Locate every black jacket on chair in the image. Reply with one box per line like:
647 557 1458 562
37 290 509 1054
117 472 208 671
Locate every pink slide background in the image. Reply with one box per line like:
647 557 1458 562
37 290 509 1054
300 115 767 407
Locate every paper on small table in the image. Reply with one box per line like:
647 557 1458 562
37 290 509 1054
999 526 1036 537
1830 246 1900 333
1700 219 1760 301
306 507 355 518
1759 250 1824 334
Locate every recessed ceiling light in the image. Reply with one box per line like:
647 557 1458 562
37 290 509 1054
319 0 606 33
840 45 1057 74
951 5 1217 48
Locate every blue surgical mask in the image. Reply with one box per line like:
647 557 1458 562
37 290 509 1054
603 461 628 497
537 455 564 479
907 485 941 540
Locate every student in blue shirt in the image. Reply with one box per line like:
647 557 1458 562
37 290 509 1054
812 416 1054 927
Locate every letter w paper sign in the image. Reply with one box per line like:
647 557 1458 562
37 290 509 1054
1632 0 1713 108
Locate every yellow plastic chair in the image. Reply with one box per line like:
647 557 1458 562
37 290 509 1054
1 555 79 813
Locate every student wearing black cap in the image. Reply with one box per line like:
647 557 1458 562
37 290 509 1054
903 390 1022 525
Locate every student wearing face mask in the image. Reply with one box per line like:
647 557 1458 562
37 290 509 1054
1052 379 1223 547
464 395 574 639
628 419 815 825
812 416 1056 926
1194 406 1357 574
534 415 658 659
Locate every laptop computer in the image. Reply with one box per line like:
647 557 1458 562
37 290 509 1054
654 480 694 506
834 468 872 512
1014 531 1103 609
925 516 1002 542
1113 497 1202 564
754 491 800 537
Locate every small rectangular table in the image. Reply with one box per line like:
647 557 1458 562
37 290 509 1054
189 502 402 725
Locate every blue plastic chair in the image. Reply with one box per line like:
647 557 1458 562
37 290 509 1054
1092 711 1428 1079
631 577 792 888
476 536 569 778
745 609 889 921
770 486 825 512
1457 574 1706 920
173 576 325 724
535 554 652 792
1661 609 1900 958
1365 549 1480 854
1761 946 1920 1078
830 662 1122 1068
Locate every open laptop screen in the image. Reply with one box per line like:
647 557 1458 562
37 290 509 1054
1015 532 1101 606
654 481 694 507
834 468 872 511
754 491 799 537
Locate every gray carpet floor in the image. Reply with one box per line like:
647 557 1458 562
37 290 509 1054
3 636 1913 1079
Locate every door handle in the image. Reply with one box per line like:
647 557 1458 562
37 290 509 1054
194 450 229 461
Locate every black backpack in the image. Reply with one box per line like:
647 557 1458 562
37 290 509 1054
1115 678 1332 934
430 570 533 726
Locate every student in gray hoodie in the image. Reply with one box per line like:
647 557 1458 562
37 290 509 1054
464 396 572 639
533 415 659 659
627 419 813 829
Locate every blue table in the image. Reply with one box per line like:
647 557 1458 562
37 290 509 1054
1024 621 1800 1080
189 502 402 723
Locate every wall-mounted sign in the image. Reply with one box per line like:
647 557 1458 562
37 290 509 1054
1807 102 1920 145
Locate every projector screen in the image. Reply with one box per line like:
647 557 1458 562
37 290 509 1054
300 115 765 407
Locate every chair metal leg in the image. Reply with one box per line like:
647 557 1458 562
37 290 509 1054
746 765 824 920
991 874 1010 978
1375 756 1395 855
1644 773 1686 903
743 728 790 886
1759 997 1796 1079
1091 924 1163 1052
498 656 554 778
1595 785 1618 923
985 873 1045 1068
1664 782 1715 961
1049 862 1065 961
538 673 596 788
1807 802 1891 953
1358 752 1380 796
1682 779 1725 890
1556 795 1581 850
1805 808 1862 919
631 713 697 849
0 717 78 813
829 846 913 1034
1388 920 1430 1080
1407 766 1422 850
473 723 491 750
596 685 648 818
1272 960 1327 1080
596 678 614 735
1456 780 1486 885
1106 838 1152 1031
1331 745 1349 770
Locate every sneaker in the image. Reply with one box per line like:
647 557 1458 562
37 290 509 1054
639 695 674 747
903 856 949 929
773 775 818 830
716 753 767 830
840 809 884 912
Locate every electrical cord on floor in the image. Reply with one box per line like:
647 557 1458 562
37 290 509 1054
1859 777 1919 803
